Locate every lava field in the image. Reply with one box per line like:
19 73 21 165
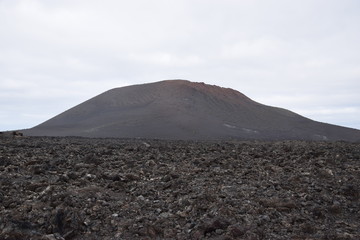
0 137 359 239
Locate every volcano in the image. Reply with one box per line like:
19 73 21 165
23 80 360 141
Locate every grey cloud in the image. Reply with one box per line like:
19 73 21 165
1 0 359 130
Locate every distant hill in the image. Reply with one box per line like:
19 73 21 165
23 80 360 141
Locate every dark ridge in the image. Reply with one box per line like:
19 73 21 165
23 80 360 141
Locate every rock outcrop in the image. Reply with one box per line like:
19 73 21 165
1 137 359 239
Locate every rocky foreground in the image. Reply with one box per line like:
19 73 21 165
0 137 359 240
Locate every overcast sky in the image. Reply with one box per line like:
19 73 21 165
1 0 360 131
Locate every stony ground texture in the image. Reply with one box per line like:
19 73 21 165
0 137 359 240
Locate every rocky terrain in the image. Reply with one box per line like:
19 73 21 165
0 136 359 239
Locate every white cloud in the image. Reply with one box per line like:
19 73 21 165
221 37 290 60
128 52 203 67
296 107 359 116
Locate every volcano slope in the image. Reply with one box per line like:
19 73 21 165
23 80 360 141
0 136 359 239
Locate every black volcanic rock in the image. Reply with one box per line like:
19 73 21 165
1 137 360 239
23 80 360 141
